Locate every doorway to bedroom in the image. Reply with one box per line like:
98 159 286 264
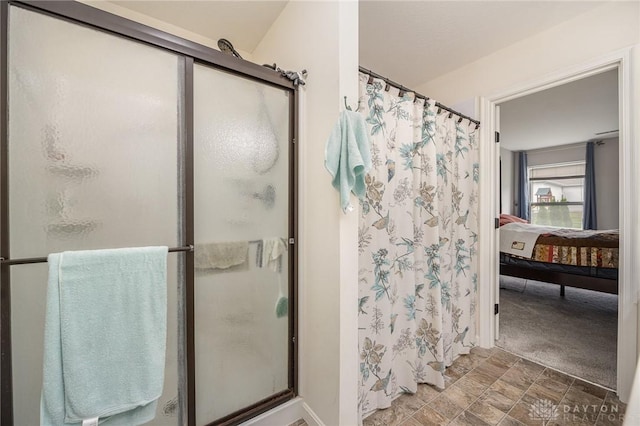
495 68 619 391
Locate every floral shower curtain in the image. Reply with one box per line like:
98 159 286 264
357 73 479 416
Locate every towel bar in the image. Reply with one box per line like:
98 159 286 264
0 245 195 266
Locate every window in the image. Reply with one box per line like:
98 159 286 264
529 162 585 229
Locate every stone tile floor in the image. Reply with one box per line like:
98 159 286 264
362 347 626 426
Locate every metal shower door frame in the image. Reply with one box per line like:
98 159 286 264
0 2 299 425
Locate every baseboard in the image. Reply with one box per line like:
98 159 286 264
237 398 325 426
239 397 304 426
302 402 325 426
476 334 492 349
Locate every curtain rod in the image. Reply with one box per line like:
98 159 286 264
358 66 480 127
524 140 605 155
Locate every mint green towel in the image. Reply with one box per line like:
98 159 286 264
325 110 372 212
41 246 168 426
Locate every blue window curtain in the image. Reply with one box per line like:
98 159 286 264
583 141 597 229
516 151 530 220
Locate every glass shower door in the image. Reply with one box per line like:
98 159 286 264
7 6 182 425
193 64 292 424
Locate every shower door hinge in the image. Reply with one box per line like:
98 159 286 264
495 218 500 229
495 131 500 143
288 237 295 245
494 304 499 315
292 138 296 144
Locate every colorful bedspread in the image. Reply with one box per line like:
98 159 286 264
502 225 619 269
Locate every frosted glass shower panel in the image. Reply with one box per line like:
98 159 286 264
193 64 291 424
8 6 181 424
8 6 179 258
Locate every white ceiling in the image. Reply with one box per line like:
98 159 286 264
359 1 607 88
110 0 288 54
499 69 618 151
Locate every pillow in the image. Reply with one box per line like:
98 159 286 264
499 214 528 227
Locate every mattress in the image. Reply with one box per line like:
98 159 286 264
500 227 619 270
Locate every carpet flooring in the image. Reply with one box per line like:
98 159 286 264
496 276 617 390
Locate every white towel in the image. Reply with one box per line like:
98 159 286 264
262 238 287 272
195 242 249 270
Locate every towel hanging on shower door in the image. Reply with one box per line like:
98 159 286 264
41 246 168 426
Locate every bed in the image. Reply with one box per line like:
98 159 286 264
499 216 619 296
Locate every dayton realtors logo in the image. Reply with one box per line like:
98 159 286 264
528 399 559 422
529 399 623 424
560 402 623 423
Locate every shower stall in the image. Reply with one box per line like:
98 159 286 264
0 1 298 425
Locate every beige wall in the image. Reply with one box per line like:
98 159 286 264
253 1 360 425
416 1 639 105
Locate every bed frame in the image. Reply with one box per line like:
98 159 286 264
500 262 618 296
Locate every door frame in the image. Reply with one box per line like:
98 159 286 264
477 47 637 402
